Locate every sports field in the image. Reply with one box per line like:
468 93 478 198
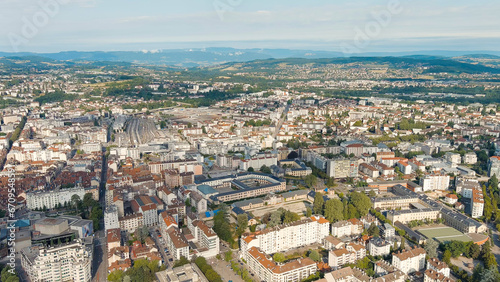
417 227 472 243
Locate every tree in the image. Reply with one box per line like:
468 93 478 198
468 242 481 259
260 165 272 174
304 174 318 188
247 167 254 172
367 223 380 237
349 192 372 216
236 214 248 237
306 207 312 217
324 199 344 222
313 193 324 215
400 237 406 250
173 256 190 267
273 253 285 263
326 177 336 188
308 250 321 262
269 211 282 227
424 239 439 258
213 208 232 242
481 267 500 282
443 250 452 265
71 194 81 209
107 270 124 282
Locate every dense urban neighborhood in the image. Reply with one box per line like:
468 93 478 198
0 55 500 282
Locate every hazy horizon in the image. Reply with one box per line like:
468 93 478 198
2 0 500 53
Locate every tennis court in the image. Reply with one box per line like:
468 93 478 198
417 226 472 243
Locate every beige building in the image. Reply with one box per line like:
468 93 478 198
386 208 441 224
392 247 426 274
245 247 317 282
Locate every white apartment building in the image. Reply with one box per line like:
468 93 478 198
166 228 190 260
327 158 358 178
424 269 454 282
427 258 451 278
21 240 92 282
245 247 317 282
368 238 391 257
240 216 330 255
187 217 220 258
239 155 277 171
420 175 450 191
488 156 500 177
462 153 477 165
444 152 461 166
392 247 426 274
331 219 362 238
104 205 120 232
328 243 366 269
119 213 144 233
26 187 87 210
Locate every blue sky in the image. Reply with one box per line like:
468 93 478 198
1 0 499 53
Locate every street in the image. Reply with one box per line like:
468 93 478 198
92 230 107 282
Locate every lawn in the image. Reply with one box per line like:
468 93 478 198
417 227 472 243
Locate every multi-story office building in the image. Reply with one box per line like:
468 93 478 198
240 215 330 255
21 240 92 282
392 247 426 274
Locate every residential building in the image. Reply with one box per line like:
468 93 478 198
420 174 450 191
245 247 317 282
119 213 144 233
427 258 450 278
327 158 358 178
26 187 87 210
368 238 391 256
424 269 455 282
462 153 477 165
104 205 120 232
21 240 92 282
487 156 500 177
392 247 426 274
241 216 330 255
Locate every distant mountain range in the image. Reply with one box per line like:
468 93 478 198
1 48 500 67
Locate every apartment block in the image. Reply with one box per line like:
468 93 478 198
245 247 317 282
21 240 92 282
241 216 330 255
392 247 426 274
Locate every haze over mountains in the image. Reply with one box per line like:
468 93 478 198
1 48 500 67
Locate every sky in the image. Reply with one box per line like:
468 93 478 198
1 0 500 53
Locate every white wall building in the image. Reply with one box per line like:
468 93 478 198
392 247 426 274
21 240 92 282
26 187 87 210
241 216 330 255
